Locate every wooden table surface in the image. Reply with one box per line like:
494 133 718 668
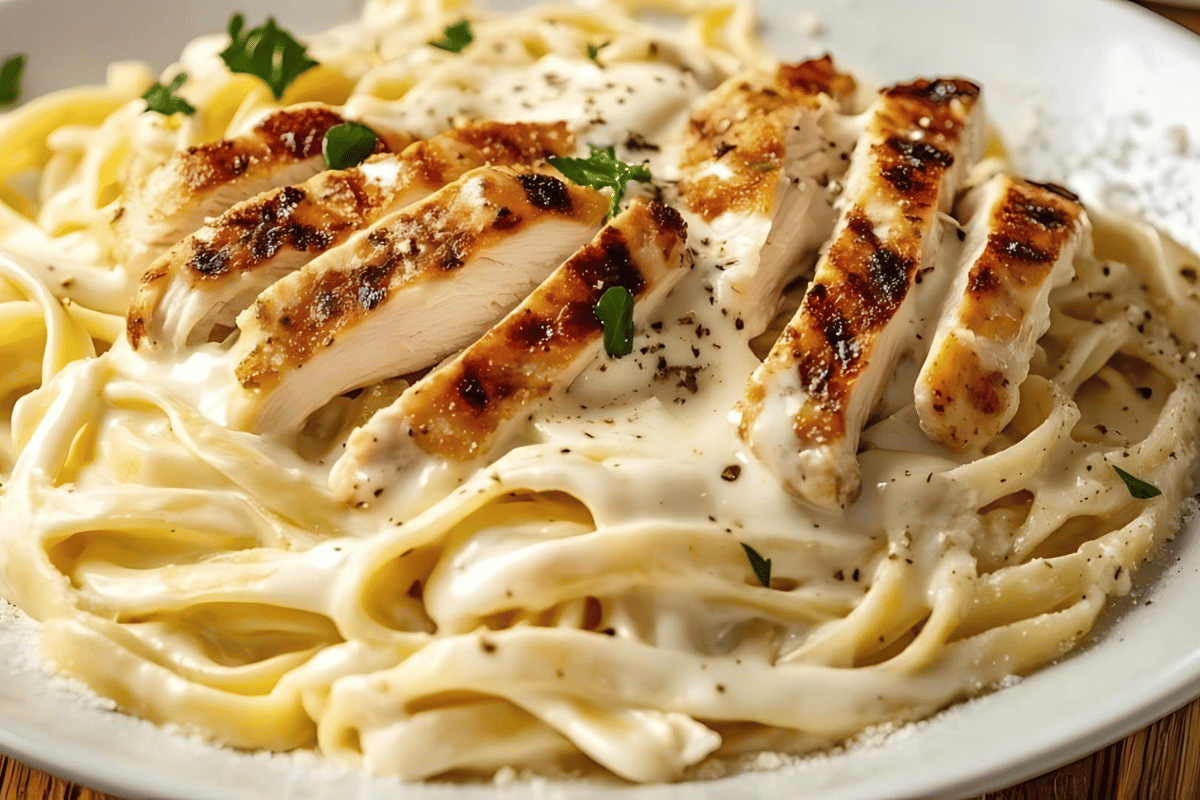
3 2 1200 799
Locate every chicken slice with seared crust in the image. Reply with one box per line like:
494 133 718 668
735 78 985 511
126 121 574 351
226 164 609 435
678 57 858 336
117 103 409 276
331 198 691 506
915 175 1088 450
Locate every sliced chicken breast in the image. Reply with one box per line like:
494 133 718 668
331 198 691 506
915 175 1088 450
678 57 858 336
226 164 610 435
126 121 574 351
117 103 408 277
735 78 985 511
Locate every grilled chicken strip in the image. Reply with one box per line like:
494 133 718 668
126 121 574 351
226 164 610 435
117 103 407 276
915 175 1088 450
678 57 857 336
331 198 691 506
735 78 985 511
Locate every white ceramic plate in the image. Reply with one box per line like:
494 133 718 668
2 0 1200 798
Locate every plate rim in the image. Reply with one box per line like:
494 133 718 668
2 0 1200 798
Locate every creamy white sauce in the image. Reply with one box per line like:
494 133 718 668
0 0 1198 786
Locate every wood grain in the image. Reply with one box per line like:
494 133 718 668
0 758 113 800
980 6 1200 795
4 701 1200 799
1137 1 1200 33
1 2 1198 800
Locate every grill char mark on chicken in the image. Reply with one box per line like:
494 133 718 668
126 121 573 350
736 78 984 510
915 175 1088 450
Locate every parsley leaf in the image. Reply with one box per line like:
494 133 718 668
0 54 25 107
595 286 635 357
219 14 319 100
741 543 772 588
586 44 601 64
323 122 378 170
548 145 651 219
141 73 196 116
1112 465 1162 500
430 20 474 53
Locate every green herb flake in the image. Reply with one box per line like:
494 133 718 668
586 44 601 64
323 122 378 170
1112 465 1162 500
749 161 779 171
219 14 319 100
0 54 26 107
595 286 635 357
548 145 651 219
741 543 772 588
141 73 196 116
430 20 474 53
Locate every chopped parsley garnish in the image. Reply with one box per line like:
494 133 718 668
141 73 196 116
323 122 378 170
0 54 25 107
219 14 319 100
429 20 474 53
749 161 779 171
586 43 601 64
548 145 651 219
741 543 772 588
595 286 634 357
1113 465 1162 500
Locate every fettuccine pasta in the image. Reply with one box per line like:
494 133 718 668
1 0 1198 784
